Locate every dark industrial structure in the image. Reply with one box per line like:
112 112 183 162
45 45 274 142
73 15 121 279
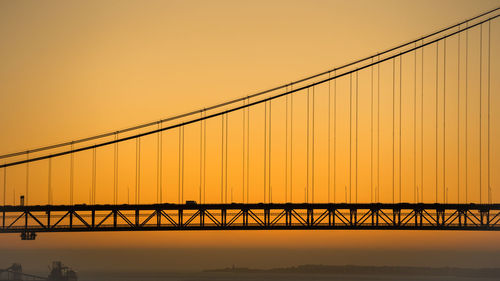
0 262 75 281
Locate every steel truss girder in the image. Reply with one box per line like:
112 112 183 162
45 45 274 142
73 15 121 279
1 203 499 236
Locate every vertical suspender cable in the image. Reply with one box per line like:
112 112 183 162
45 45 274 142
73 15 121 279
328 74 331 203
414 44 417 203
221 116 224 204
179 126 184 204
3 168 5 206
264 103 267 203
356 73 359 203
92 147 97 204
487 21 491 204
334 72 337 203
26 153 29 205
70 144 74 205
479 24 483 204
48 158 52 205
182 126 185 204
443 38 447 203
201 113 204 204
465 24 469 203
371 59 374 203
158 123 163 204
377 58 380 202
375 56 380 203
269 100 272 203
349 74 352 203
312 86 315 203
203 112 207 203
306 88 310 203
399 55 402 203
290 85 294 202
421 41 425 203
393 58 396 204
436 41 439 203
246 101 250 203
178 127 182 204
114 134 118 205
286 89 289 202
225 113 228 203
136 138 140 204
458 28 461 203
243 100 246 203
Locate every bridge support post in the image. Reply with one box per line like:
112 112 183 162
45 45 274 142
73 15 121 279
328 209 334 227
350 209 357 226
69 211 73 229
480 210 490 228
264 208 270 227
306 209 310 226
135 209 139 227
307 209 314 227
419 209 423 227
178 209 183 228
200 209 205 227
221 209 226 227
436 209 445 227
156 209 161 227
241 209 248 226
371 209 378 227
393 209 400 227
92 210 95 228
24 211 28 230
113 210 117 228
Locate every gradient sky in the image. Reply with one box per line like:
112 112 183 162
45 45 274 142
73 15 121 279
1 0 500 270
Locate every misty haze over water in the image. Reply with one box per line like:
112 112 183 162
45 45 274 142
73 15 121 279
75 268 500 281
4 248 500 280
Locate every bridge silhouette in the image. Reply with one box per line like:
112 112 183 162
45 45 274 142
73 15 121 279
1 7 500 239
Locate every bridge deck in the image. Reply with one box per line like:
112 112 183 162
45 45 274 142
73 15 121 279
1 203 499 239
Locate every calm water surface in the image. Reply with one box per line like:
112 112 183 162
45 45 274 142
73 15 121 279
77 271 500 281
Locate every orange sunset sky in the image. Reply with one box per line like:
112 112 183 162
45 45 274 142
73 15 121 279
1 0 500 269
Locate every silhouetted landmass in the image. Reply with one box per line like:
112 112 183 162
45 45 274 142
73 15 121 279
205 264 500 279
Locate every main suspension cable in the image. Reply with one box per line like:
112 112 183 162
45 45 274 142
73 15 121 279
4 7 498 162
2 14 499 171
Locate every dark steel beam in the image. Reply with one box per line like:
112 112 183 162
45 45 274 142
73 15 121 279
1 203 499 240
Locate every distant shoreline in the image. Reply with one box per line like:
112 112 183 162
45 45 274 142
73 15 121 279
204 264 500 278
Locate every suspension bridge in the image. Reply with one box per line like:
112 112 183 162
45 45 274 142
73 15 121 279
1 8 500 240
